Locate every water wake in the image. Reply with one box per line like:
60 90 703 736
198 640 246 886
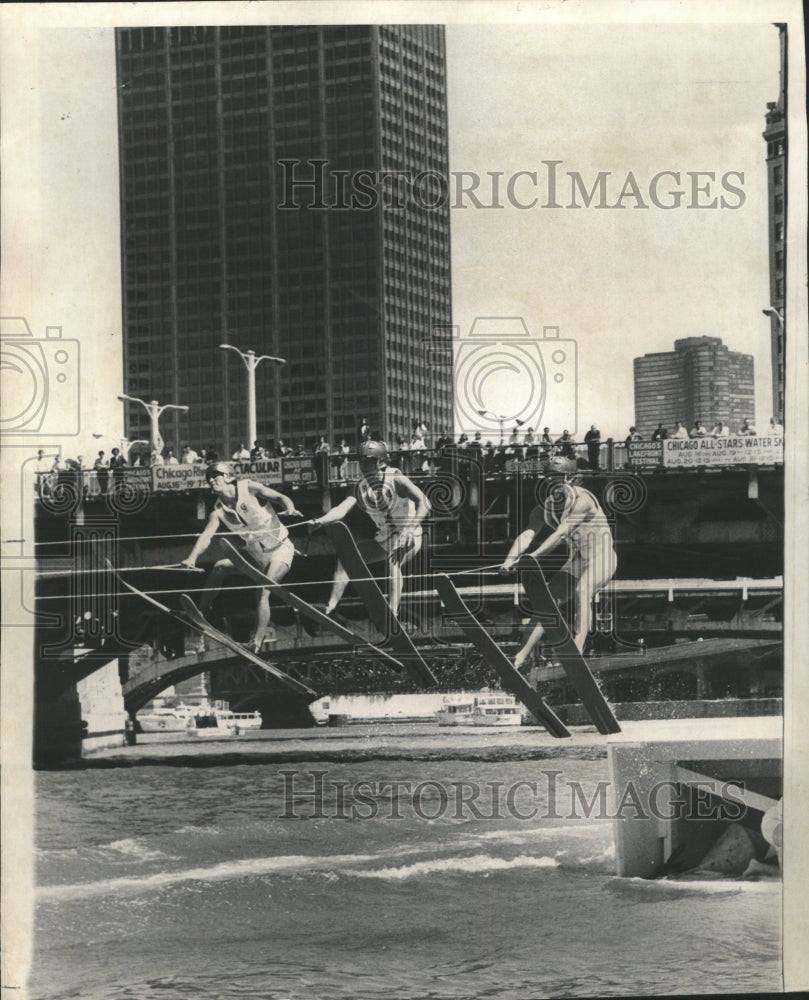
346 852 561 880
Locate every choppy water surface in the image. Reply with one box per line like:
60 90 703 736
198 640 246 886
32 728 782 999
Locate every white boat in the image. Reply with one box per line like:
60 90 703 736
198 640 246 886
435 690 523 727
214 709 263 731
137 706 194 733
187 707 262 736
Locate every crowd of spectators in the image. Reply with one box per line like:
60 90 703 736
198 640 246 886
630 415 782 446
34 410 785 499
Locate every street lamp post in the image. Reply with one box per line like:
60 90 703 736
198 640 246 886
117 395 189 456
762 307 786 422
476 409 525 443
92 433 148 464
762 306 785 329
219 344 286 449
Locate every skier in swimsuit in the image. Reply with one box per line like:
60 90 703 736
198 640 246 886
500 455 616 669
181 462 302 650
310 439 431 619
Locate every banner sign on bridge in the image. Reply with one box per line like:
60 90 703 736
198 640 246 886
151 457 316 492
152 464 208 492
628 436 784 468
626 442 663 466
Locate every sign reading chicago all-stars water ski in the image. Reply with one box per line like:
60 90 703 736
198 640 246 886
628 436 784 468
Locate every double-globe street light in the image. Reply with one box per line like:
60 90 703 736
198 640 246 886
476 409 525 443
91 433 148 463
219 344 286 450
117 395 189 457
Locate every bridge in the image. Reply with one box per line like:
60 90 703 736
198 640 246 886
31 458 783 760
113 572 782 715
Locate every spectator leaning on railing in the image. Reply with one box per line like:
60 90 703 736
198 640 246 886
524 427 537 460
556 430 575 458
93 451 109 495
337 439 350 479
584 424 601 469
691 419 708 438
110 448 127 489
671 421 689 440
739 418 756 436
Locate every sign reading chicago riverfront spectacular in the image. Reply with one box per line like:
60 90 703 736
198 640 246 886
152 458 296 491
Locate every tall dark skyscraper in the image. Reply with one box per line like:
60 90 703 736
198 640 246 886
762 23 786 422
115 25 453 455
634 336 755 436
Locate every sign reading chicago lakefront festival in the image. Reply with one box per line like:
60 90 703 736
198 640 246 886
626 441 664 466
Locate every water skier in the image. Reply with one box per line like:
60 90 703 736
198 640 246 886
181 462 302 650
309 439 431 621
499 455 616 669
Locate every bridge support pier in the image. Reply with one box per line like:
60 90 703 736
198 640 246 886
35 658 127 767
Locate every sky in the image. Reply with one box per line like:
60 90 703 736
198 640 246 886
445 23 780 438
0 6 787 457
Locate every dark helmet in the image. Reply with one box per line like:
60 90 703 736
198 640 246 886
359 440 389 461
544 455 577 476
205 461 235 483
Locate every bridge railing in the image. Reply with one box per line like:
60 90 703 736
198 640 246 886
33 435 785 501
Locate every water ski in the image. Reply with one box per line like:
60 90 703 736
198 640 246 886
219 538 407 675
323 522 438 687
433 574 571 738
109 561 316 698
517 555 621 735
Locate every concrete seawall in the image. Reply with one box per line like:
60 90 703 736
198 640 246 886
562 698 782 727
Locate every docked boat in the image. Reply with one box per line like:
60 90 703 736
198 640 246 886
186 707 262 736
137 706 194 733
214 709 263 731
436 690 523 727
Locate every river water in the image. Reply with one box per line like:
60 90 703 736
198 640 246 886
32 727 782 999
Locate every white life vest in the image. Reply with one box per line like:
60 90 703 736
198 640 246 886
357 466 419 549
216 479 288 555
